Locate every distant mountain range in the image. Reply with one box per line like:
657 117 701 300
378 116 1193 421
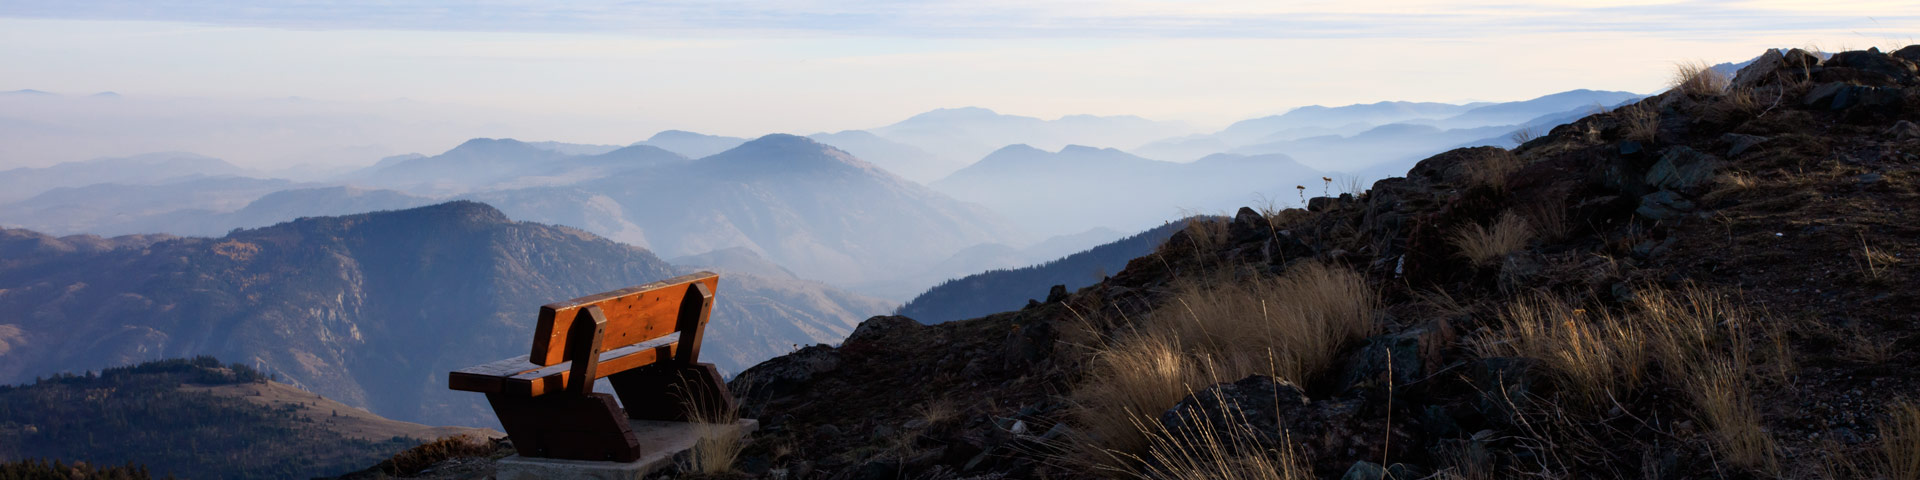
0 152 249 203
868 107 1196 167
0 201 891 428
895 220 1188 324
931 144 1325 236
1133 89 1644 163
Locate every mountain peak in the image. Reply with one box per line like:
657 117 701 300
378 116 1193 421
447 137 532 154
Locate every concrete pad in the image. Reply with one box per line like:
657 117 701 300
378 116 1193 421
495 419 758 480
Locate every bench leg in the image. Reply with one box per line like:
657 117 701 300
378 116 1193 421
486 392 642 462
607 362 736 422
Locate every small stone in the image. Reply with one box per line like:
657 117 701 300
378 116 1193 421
1722 133 1769 158
1637 190 1696 220
1803 82 1848 108
1645 146 1721 191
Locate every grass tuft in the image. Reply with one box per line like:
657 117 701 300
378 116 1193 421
1450 212 1534 266
1474 294 1644 409
1671 61 1730 96
1882 401 1920 480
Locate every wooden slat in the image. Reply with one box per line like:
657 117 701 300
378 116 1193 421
529 272 719 366
449 333 679 395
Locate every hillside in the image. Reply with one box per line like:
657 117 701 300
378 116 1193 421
0 357 490 480
710 46 1920 479
0 201 891 429
895 220 1187 324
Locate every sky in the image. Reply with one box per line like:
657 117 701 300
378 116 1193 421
1 1 1916 168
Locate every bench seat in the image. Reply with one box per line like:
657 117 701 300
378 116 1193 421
450 333 680 397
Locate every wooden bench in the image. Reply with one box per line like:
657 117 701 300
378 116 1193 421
448 271 734 462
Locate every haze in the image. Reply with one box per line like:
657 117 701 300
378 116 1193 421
2 0 1914 169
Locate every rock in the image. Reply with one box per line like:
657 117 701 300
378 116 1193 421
1636 190 1696 220
1340 461 1424 480
1158 375 1309 457
1228 207 1272 244
1888 120 1920 141
1897 45 1920 64
1783 48 1822 69
847 315 921 344
1308 196 1339 212
1721 133 1769 158
1498 251 1544 292
1474 357 1538 424
731 345 840 403
1619 140 1644 157
1803 82 1848 107
1731 48 1784 88
1001 320 1056 367
1045 284 1068 303
1858 173 1885 185
1340 332 1422 395
1825 49 1918 84
1645 146 1721 192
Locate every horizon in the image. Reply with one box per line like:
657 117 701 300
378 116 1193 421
2 2 1917 168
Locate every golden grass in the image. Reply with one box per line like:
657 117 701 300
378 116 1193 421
1882 402 1920 480
1473 295 1644 409
1631 286 1777 471
1671 61 1730 96
1072 332 1203 455
1478 286 1780 472
680 379 746 474
1618 103 1661 143
1465 149 1524 189
1450 212 1534 266
381 434 496 476
1516 193 1571 242
1132 400 1314 480
1070 262 1374 461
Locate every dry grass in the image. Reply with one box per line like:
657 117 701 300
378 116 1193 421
1132 400 1313 480
1516 193 1571 241
1464 149 1524 189
1476 286 1780 472
1473 294 1645 409
916 397 958 427
680 380 746 474
1704 171 1758 203
1510 126 1540 146
1618 103 1661 143
1671 61 1730 96
1450 212 1534 266
1070 262 1374 460
1632 286 1777 471
381 434 496 476
1860 236 1903 282
1072 333 1203 455
1151 262 1377 384
1881 402 1920 480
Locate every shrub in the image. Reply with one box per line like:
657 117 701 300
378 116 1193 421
1450 212 1533 266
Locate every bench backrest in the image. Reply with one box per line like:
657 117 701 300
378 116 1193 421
531 271 719 366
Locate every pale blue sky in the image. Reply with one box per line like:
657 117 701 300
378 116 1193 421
1 1 1914 166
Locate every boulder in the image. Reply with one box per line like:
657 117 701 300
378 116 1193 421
1803 82 1849 108
1340 332 1423 395
1308 196 1339 212
1637 190 1696 221
1044 284 1068 303
1783 48 1822 69
1825 49 1917 84
729 345 841 407
1645 146 1721 192
1001 320 1056 367
1731 48 1785 88
1159 376 1323 458
1228 207 1272 244
1896 45 1920 64
846 315 922 344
